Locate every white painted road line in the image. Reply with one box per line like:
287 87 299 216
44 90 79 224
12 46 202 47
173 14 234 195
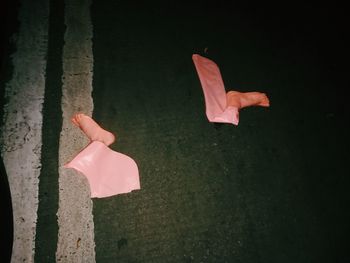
56 0 96 261
0 0 49 262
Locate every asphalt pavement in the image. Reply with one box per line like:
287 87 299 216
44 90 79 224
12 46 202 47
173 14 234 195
90 1 349 262
1 1 349 262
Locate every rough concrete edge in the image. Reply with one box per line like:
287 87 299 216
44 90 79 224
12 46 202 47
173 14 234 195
0 0 49 262
55 0 96 262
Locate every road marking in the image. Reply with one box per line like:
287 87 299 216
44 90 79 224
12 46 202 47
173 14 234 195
55 0 96 261
0 1 49 262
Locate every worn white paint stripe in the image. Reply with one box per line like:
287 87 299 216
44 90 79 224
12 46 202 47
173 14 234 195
0 1 49 262
55 0 96 261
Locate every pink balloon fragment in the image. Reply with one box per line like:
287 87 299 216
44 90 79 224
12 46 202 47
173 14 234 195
65 113 140 198
192 54 270 125
65 141 140 198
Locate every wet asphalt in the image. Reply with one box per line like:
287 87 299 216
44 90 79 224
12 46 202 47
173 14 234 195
2 1 350 262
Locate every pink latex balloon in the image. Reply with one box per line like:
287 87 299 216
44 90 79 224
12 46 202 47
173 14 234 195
192 54 239 125
192 54 270 125
65 141 140 198
71 113 115 146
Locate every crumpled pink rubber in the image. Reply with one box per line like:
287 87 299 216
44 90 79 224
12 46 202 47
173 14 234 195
65 141 140 198
192 54 239 125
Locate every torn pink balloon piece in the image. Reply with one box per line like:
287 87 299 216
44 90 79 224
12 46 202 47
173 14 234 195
193 54 270 125
65 141 140 198
192 54 240 125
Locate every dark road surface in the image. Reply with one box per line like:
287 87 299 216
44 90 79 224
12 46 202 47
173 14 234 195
90 2 349 262
2 1 349 262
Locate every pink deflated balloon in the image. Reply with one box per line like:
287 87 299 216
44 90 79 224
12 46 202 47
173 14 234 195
192 54 240 125
192 54 270 125
65 141 140 198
